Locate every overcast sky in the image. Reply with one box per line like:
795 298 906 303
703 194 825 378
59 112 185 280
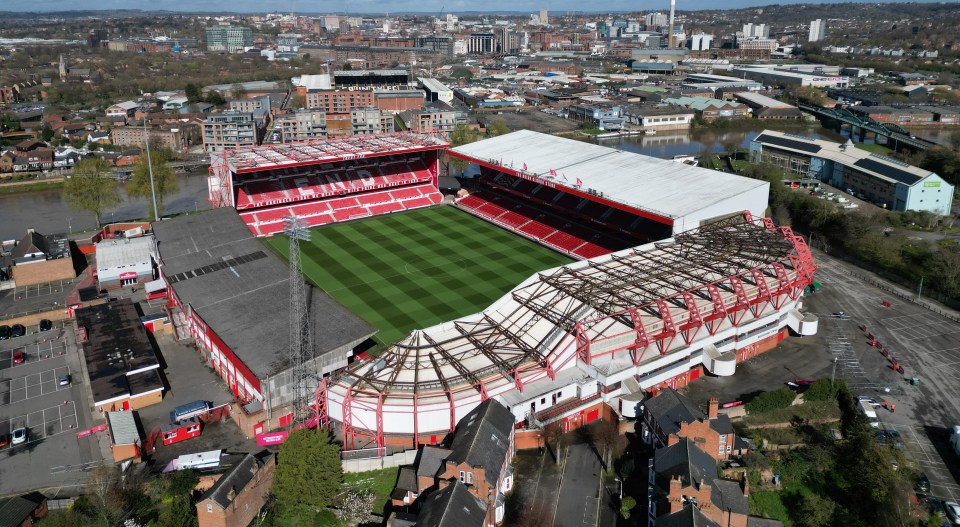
0 0 946 13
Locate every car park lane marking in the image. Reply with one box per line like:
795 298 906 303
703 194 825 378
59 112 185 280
0 401 78 449
0 366 71 406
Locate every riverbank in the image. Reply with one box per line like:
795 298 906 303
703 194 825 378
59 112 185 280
0 177 65 194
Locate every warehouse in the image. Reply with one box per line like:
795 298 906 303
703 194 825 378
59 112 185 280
96 235 157 290
750 130 954 214
153 208 376 433
730 65 849 88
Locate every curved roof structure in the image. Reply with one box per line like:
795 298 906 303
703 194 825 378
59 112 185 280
320 214 815 445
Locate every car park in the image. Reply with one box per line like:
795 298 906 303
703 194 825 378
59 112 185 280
12 351 24 364
11 428 26 445
38 319 53 332
10 324 25 338
0 325 10 340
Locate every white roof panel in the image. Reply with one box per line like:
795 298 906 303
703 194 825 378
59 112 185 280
450 130 768 221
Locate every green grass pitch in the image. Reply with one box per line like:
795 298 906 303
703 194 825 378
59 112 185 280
264 206 573 347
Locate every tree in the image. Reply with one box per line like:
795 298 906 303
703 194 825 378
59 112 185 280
619 496 637 520
447 124 479 175
589 420 621 469
335 489 375 527
797 494 837 527
128 149 179 219
185 83 202 103
40 124 55 142
231 83 248 100
486 118 510 137
86 464 122 527
272 429 343 518
65 157 121 228
154 495 198 527
341 62 352 71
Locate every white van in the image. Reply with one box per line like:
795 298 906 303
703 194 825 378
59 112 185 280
858 400 880 428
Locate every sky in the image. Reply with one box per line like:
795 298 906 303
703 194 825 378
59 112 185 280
0 0 948 13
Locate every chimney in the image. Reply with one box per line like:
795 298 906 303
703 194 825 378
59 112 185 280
227 486 236 502
741 471 750 496
708 397 719 419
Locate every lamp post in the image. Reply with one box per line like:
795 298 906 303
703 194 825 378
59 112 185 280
614 477 623 501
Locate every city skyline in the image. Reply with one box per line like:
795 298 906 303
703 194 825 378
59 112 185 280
0 0 947 13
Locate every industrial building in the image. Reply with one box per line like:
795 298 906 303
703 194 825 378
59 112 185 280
153 208 376 433
731 92 802 120
730 65 849 88
77 299 164 412
419 77 454 105
95 235 157 290
3 229 76 288
750 130 954 214
681 73 764 93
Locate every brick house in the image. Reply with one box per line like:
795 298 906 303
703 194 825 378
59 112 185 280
195 451 275 527
389 399 516 527
654 439 749 527
0 491 48 527
641 388 746 461
9 229 76 287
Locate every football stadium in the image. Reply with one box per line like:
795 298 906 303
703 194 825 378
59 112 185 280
155 130 818 447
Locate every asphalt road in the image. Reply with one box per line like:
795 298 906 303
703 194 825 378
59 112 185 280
555 442 602 527
0 325 102 497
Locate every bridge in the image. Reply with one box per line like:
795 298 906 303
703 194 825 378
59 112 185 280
797 103 938 152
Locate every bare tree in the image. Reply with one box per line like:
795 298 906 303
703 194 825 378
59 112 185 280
86 464 121 527
590 420 622 469
543 422 565 464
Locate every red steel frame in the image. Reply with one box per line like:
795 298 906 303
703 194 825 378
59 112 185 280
316 214 817 449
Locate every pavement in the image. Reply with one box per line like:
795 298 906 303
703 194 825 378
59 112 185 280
0 323 103 497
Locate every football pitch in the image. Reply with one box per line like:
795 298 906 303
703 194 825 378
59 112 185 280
264 206 573 347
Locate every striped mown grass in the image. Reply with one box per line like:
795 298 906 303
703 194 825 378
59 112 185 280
265 206 572 347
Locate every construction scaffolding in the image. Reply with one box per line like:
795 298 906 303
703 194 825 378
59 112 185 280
319 212 817 449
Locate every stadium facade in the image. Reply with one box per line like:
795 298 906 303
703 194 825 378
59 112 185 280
318 214 818 449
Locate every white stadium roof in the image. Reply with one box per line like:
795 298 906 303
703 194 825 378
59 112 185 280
450 130 769 231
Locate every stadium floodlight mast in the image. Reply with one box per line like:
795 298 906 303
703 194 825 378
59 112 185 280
283 214 313 427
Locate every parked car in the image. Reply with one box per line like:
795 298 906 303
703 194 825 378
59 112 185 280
857 395 880 406
12 351 24 365
58 375 71 387
0 325 10 340
10 324 25 338
38 319 53 332
945 501 960 525
0 434 8 449
916 473 931 494
11 428 26 445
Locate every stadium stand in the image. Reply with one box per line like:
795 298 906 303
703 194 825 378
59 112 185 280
208 133 448 236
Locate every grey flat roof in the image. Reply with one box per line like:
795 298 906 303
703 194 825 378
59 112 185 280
153 209 376 379
450 130 767 222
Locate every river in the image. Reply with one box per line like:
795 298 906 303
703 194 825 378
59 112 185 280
0 171 211 241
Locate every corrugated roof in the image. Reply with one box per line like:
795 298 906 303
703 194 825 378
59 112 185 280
449 130 767 224
96 236 156 274
106 410 141 445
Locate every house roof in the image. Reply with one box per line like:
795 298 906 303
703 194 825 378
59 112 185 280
654 439 716 490
11 230 48 259
654 504 721 527
392 466 419 499
446 399 514 488
709 414 735 435
0 492 46 527
747 517 784 527
199 451 273 509
417 446 453 479
416 481 487 527
710 478 748 516
644 387 704 437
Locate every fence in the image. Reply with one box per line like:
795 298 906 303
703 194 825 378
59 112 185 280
341 448 417 473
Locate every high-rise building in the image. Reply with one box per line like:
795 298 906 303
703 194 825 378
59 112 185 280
275 109 328 142
645 12 668 27
202 111 259 152
742 23 769 39
808 19 826 42
687 34 714 51
468 33 495 54
539 8 548 26
206 24 253 52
